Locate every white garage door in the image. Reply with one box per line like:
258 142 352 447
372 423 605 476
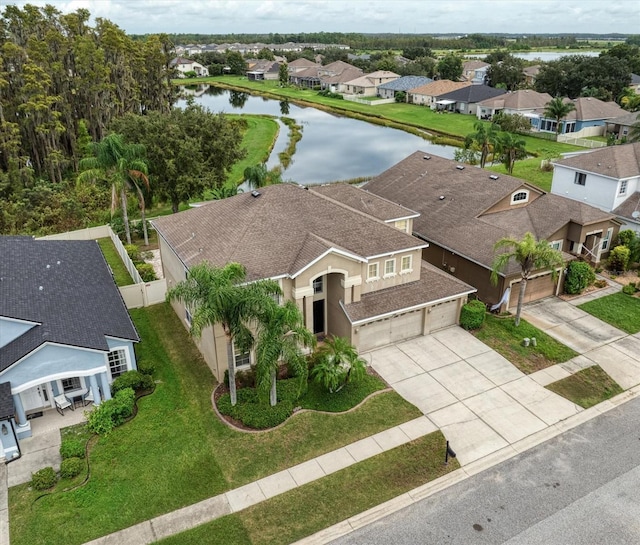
358 309 424 352
426 299 459 333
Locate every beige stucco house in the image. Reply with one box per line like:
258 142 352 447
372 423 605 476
153 183 475 380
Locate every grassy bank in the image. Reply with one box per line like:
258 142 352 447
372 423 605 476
96 238 134 286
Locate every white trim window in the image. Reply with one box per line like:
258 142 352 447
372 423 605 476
367 262 379 281
601 228 613 251
511 190 529 204
574 172 586 186
234 348 250 369
395 219 408 233
313 276 323 294
619 180 628 196
384 258 396 277
60 377 83 393
401 255 413 273
108 348 130 379
549 240 563 251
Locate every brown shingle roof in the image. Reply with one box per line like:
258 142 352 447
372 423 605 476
564 97 626 122
343 261 475 323
288 58 318 68
553 143 640 179
153 183 425 281
477 89 552 110
612 191 640 222
410 80 471 97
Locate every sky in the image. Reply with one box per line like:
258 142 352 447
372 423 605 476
6 0 639 35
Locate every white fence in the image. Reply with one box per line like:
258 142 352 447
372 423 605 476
557 135 607 148
37 225 167 308
343 95 395 106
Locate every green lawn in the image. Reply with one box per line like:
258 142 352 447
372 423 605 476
487 157 554 192
578 292 640 334
546 365 624 408
96 238 134 286
9 304 421 545
472 314 578 374
158 432 457 545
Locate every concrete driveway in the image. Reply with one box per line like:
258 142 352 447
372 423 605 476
364 327 582 465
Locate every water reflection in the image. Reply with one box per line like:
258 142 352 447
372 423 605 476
182 87 459 184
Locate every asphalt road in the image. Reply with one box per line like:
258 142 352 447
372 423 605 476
330 397 640 545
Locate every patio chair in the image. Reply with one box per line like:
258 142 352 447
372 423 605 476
83 389 95 406
54 394 72 415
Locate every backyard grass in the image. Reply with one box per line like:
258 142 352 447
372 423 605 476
546 365 624 408
487 157 554 192
158 432 457 545
9 303 421 545
96 237 134 286
472 314 578 374
578 292 640 334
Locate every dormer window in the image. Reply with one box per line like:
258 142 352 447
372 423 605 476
619 180 628 196
511 190 529 205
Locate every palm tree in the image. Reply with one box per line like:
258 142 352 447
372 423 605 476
211 184 243 200
243 163 282 189
78 133 149 245
311 336 366 394
464 121 499 168
543 97 577 137
167 262 281 406
255 300 315 406
495 132 527 175
491 232 565 326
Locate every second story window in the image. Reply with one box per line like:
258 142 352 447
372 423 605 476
619 180 628 196
313 277 323 294
574 172 586 186
401 255 412 273
367 262 379 280
384 259 395 276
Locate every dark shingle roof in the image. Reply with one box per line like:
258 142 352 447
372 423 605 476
377 76 433 92
553 142 640 179
0 382 14 420
437 85 507 104
0 237 139 372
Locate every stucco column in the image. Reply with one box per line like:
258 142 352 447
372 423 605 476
12 395 27 427
88 374 101 406
99 372 112 401
304 295 314 333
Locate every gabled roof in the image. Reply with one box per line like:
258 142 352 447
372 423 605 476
152 184 425 282
477 89 552 110
0 237 139 372
523 65 541 77
553 143 640 179
288 58 318 69
320 60 360 75
364 152 617 275
463 60 489 71
607 112 640 127
409 80 471 97
437 85 507 104
568 97 626 122
377 76 433 92
322 67 364 84
343 71 399 88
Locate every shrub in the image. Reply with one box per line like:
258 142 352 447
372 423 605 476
608 245 631 272
564 261 596 295
31 467 57 491
137 360 156 376
217 386 295 429
60 457 84 479
124 244 140 263
135 263 157 282
622 283 638 295
59 438 85 460
224 366 256 389
111 370 154 395
594 279 608 288
459 300 486 330
86 387 136 435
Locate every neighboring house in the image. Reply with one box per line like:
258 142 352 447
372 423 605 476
339 71 400 96
475 89 552 120
287 58 319 73
522 65 540 86
606 111 640 141
528 97 626 137
461 60 489 85
153 184 475 380
0 237 139 458
551 143 640 233
288 60 362 90
364 152 621 309
377 76 433 101
408 80 471 108
435 85 507 115
171 57 209 78
630 73 640 94
246 59 281 81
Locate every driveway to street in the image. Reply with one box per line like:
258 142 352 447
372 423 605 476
365 327 582 465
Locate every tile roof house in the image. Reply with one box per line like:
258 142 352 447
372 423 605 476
408 80 472 108
364 152 621 309
153 184 475 379
246 59 281 81
288 60 363 90
551 143 640 233
170 57 209 78
377 76 434 101
339 71 400 96
0 237 139 457
461 60 490 85
475 89 552 120
435 85 507 115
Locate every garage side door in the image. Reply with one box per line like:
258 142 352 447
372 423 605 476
426 299 459 333
509 274 555 308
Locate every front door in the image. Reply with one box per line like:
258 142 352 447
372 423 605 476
21 384 51 412
313 299 325 335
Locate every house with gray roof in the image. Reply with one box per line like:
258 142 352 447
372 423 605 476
365 152 621 309
377 76 433 101
475 89 552 120
606 111 640 141
435 85 507 115
552 143 640 233
0 237 139 458
153 183 475 380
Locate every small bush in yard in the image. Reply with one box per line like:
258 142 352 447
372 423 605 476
460 300 486 330
111 370 154 395
60 457 84 479
87 387 136 435
60 438 85 459
31 467 57 490
608 245 630 272
622 283 638 295
564 261 596 295
135 263 157 282
124 244 141 263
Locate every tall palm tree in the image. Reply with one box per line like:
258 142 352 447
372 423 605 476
464 121 499 168
167 262 281 406
78 133 149 245
543 97 577 137
311 336 366 394
255 300 315 406
495 132 527 175
491 232 565 326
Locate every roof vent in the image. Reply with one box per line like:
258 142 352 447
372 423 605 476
456 165 465 170
489 174 499 180
251 190 261 198
423 155 431 160
439 195 445 200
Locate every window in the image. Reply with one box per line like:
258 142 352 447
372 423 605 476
313 277 323 294
384 259 396 276
401 255 412 273
395 219 408 233
108 348 129 379
574 172 586 186
619 180 628 196
549 240 562 251
511 191 529 204
61 377 81 393
234 349 250 368
601 228 613 251
367 262 379 280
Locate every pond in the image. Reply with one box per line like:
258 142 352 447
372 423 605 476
179 86 459 185
466 51 600 62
